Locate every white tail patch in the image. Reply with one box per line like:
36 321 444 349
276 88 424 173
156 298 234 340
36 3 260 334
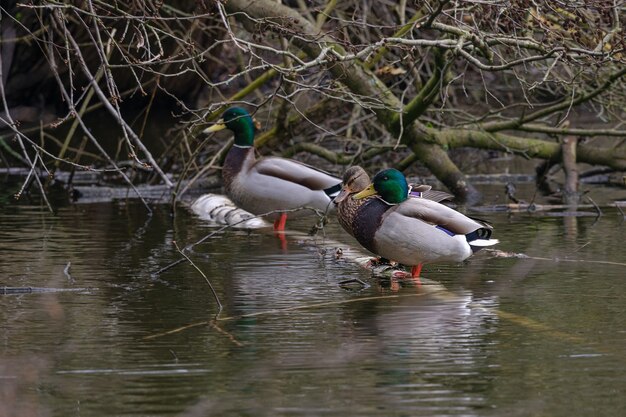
468 238 499 247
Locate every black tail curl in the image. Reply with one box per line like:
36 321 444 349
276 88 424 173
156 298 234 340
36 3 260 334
324 183 342 198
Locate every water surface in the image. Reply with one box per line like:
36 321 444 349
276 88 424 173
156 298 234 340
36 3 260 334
1 186 625 416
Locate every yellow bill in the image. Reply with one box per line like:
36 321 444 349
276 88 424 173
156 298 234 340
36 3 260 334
353 184 377 200
203 119 226 133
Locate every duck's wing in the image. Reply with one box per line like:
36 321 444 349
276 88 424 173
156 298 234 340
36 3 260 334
409 184 454 203
392 198 490 235
410 184 432 193
254 157 340 192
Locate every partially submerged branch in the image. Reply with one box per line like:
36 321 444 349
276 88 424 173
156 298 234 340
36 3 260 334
432 129 626 171
173 240 223 315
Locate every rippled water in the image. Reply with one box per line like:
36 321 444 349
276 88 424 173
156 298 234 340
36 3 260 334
1 185 625 416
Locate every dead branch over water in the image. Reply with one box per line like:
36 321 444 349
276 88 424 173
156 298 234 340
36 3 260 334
173 240 223 315
1 1 626 204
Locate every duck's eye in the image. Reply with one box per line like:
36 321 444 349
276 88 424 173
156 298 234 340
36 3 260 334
383 176 388 180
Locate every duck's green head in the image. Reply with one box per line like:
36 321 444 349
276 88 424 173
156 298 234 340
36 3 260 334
353 168 408 204
204 107 255 147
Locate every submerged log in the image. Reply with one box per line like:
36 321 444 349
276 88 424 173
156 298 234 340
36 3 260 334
189 193 446 281
190 194 270 229
0 287 91 295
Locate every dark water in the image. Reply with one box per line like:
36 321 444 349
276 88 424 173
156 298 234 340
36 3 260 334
1 185 625 417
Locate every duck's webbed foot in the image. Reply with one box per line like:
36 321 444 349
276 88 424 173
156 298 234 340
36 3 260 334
273 213 288 231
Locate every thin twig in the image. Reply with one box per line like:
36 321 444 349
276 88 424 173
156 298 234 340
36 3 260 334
585 195 603 218
0 54 53 212
173 240 223 315
143 292 434 340
45 27 153 214
57 13 173 188
153 206 325 276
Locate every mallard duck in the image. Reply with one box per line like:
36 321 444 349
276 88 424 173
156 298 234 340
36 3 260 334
340 168 497 277
204 107 341 230
334 166 453 238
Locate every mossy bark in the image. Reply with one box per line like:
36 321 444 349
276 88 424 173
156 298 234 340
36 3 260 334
223 0 626 204
432 129 626 171
224 0 482 203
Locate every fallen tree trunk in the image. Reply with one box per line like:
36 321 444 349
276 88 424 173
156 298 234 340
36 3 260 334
223 0 482 204
433 129 626 171
221 0 626 204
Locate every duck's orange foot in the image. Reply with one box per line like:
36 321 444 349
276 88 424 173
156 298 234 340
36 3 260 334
410 264 423 286
410 263 423 278
273 213 287 231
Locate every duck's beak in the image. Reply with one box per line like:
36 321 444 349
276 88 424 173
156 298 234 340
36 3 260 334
353 184 376 200
333 187 351 204
204 119 226 133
